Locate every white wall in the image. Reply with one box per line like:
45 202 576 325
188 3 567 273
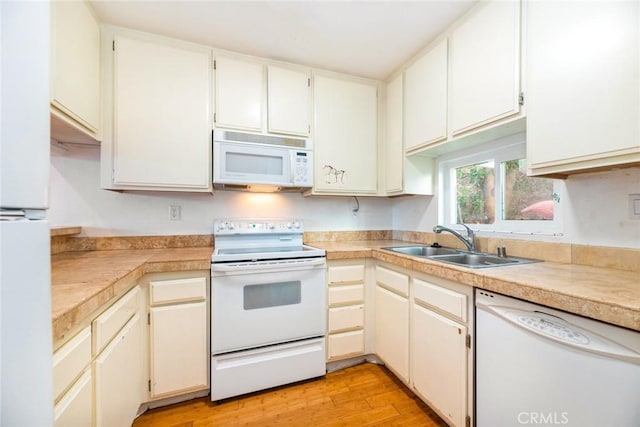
392 167 640 249
50 145 640 248
49 146 393 236
562 167 640 248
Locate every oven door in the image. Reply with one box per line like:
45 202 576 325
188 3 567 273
211 258 326 354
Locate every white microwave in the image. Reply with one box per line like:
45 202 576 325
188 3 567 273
213 129 313 192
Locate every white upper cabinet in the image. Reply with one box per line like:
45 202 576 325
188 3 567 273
526 1 640 176
384 74 434 196
312 72 378 195
450 0 521 136
215 56 264 132
385 74 404 194
267 66 311 136
50 0 101 143
215 57 312 136
101 30 213 191
404 38 448 153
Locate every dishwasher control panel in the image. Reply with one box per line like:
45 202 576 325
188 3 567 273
517 314 590 345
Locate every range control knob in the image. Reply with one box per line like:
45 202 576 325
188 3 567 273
293 221 301 229
226 222 235 231
286 222 293 229
268 223 275 230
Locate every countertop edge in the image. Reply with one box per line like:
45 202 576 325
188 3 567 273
52 248 213 346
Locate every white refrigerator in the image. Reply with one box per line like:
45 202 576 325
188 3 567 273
1 1 54 426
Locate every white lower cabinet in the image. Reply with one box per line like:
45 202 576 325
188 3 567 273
374 265 409 383
54 369 92 427
412 304 467 427
370 263 473 427
149 276 209 398
411 276 472 427
94 313 145 427
326 260 367 361
52 271 211 425
53 326 92 427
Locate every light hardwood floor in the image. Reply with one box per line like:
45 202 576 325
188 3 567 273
133 362 448 426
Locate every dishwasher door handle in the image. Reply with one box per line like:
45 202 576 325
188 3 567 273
478 304 640 365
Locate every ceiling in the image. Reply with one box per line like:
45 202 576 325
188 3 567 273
90 0 477 80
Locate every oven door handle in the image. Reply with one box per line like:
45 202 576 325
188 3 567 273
212 258 326 274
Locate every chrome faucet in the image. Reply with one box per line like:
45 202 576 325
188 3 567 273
433 224 476 252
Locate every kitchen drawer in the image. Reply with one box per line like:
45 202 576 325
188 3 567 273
53 326 91 401
414 278 467 322
54 368 92 427
92 286 139 355
328 304 364 332
328 284 364 306
327 330 365 359
150 276 207 305
375 265 409 297
328 263 365 284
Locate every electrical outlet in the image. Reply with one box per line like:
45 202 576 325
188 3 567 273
169 205 181 221
629 194 640 220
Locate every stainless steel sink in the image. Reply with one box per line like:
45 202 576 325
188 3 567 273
382 246 539 268
382 246 459 257
430 253 517 268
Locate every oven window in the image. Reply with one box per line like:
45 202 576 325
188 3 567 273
243 281 301 310
226 152 284 176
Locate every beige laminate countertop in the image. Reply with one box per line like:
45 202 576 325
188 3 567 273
51 247 212 345
51 240 639 347
308 240 640 332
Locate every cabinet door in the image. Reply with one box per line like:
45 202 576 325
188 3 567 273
215 56 264 131
375 285 409 382
404 38 448 152
94 314 144 427
313 74 378 194
412 304 467 427
385 73 403 193
51 0 100 134
150 301 208 397
54 369 92 427
268 66 311 136
112 34 212 190
526 1 640 175
450 1 520 135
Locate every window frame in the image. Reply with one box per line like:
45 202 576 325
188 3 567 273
438 134 564 236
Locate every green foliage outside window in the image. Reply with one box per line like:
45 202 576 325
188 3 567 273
455 159 554 224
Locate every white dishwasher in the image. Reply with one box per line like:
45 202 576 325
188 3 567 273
475 289 640 427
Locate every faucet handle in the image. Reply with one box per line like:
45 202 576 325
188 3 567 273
458 223 474 237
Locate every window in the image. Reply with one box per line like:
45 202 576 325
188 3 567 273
439 135 563 235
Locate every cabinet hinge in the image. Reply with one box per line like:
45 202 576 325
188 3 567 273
465 415 471 427
213 59 216 70
112 40 115 51
465 334 471 349
214 112 217 123
148 380 151 392
519 92 525 106
307 78 311 87
308 124 311 133
147 312 150 325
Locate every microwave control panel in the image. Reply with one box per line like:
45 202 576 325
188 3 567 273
293 151 313 186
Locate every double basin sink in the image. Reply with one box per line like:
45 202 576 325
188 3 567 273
382 245 539 269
